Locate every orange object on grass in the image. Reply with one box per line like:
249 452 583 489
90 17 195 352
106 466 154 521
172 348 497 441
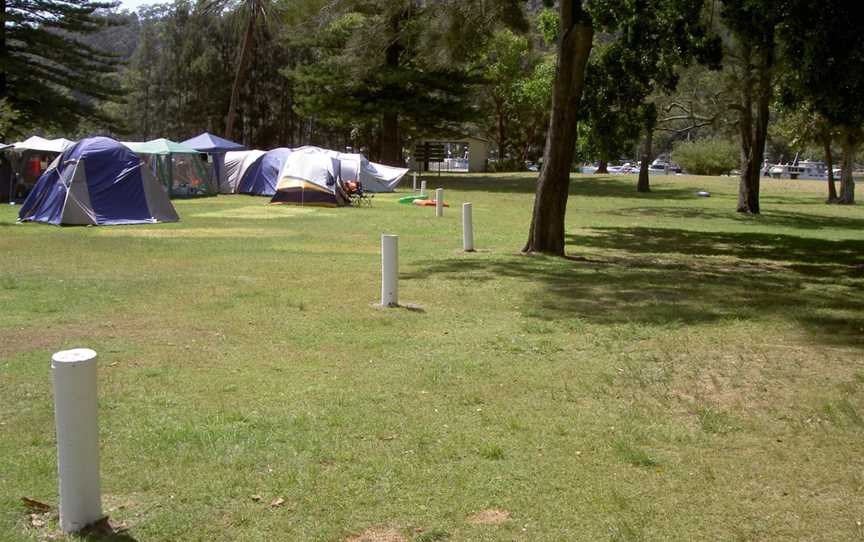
411 199 449 207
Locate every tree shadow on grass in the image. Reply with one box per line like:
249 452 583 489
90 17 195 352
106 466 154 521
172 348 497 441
404 227 864 347
604 206 864 231
421 174 696 199
574 227 864 267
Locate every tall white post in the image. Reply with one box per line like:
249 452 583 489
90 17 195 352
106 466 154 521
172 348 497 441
52 348 102 533
420 180 427 197
381 234 399 307
462 202 474 252
412 173 417 192
435 188 444 217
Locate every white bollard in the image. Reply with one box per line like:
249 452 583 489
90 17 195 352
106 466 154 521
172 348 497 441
435 188 444 217
52 348 102 533
420 180 427 197
381 234 399 307
412 173 417 192
462 202 474 252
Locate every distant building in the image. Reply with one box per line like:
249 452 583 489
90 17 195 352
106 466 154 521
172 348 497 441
410 136 489 173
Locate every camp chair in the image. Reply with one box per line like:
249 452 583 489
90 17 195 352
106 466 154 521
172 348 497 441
345 181 373 207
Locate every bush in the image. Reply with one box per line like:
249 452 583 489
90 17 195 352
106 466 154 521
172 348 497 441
672 138 738 176
487 158 526 173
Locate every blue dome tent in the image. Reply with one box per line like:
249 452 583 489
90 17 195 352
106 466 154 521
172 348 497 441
237 147 293 196
18 137 179 226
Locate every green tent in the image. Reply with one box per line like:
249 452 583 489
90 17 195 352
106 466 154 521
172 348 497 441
124 138 216 198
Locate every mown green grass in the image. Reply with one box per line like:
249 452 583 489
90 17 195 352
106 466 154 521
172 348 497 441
1 173 863 541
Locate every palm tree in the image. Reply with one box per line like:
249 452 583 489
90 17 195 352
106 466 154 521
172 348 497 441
201 0 269 141
226 0 268 140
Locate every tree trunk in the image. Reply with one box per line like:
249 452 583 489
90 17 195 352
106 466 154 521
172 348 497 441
736 34 773 214
596 159 608 174
838 128 857 204
380 111 401 165
523 1 594 255
823 133 837 202
226 9 256 141
495 97 508 162
0 0 7 99
637 130 653 193
379 12 404 166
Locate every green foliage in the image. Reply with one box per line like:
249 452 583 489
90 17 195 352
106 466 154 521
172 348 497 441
473 8 558 164
779 0 864 132
117 1 294 146
0 98 22 140
536 7 559 47
673 138 738 175
474 28 532 158
578 0 721 163
3 0 124 136
289 1 509 157
487 158 525 173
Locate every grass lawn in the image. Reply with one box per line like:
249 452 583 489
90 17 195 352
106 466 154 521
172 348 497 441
1 173 863 541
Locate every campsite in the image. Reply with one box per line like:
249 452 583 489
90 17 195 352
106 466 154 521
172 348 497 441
4 0 864 540
3 171 864 540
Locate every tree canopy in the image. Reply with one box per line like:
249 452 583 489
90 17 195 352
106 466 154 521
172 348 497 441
2 0 123 136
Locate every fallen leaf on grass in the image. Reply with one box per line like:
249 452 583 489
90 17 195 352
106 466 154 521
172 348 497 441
28 514 45 528
251 494 262 502
21 498 52 512
270 497 285 508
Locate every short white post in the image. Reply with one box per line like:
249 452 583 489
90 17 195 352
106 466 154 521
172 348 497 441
462 202 474 251
52 348 102 533
435 188 444 217
420 180 427 197
412 173 417 192
381 234 399 307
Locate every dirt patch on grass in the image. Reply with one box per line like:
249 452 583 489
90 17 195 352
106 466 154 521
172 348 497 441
0 316 195 358
467 509 511 525
0 321 124 358
93 227 286 238
194 206 329 220
345 526 406 542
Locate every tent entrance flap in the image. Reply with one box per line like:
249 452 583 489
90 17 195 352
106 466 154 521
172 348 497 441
271 178 339 207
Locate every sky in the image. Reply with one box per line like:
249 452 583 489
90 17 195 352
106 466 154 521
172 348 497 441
118 0 158 12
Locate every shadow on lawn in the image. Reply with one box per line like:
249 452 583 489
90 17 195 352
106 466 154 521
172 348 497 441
425 174 696 199
405 227 864 347
605 206 864 231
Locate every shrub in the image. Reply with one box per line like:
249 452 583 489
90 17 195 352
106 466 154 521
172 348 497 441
487 158 526 173
672 138 738 175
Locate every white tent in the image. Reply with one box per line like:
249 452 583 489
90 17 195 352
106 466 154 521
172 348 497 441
222 150 266 193
359 160 409 192
12 136 74 153
277 147 341 188
3 136 75 200
271 149 347 207
295 146 408 192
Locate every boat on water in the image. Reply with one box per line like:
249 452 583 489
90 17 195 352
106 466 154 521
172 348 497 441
648 158 682 174
764 153 842 180
580 157 684 175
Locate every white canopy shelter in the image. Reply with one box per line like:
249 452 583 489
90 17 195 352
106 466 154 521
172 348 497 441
12 136 74 153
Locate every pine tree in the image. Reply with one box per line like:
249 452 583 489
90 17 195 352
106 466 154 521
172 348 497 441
290 0 526 166
2 0 122 135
